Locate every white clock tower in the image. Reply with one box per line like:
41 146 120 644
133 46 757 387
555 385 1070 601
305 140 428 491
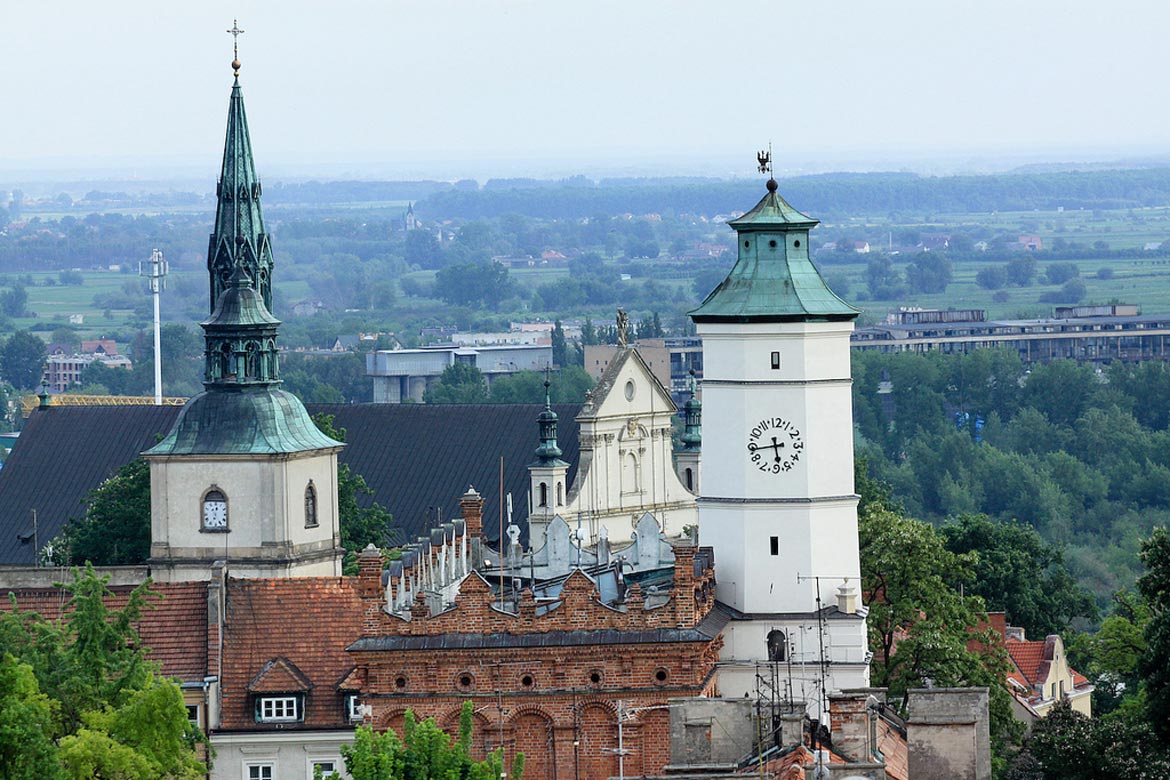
692 177 870 709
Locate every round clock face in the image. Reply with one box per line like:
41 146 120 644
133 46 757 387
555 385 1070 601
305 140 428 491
203 498 228 529
747 416 804 474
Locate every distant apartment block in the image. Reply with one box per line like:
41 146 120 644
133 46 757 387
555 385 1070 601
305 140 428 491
46 351 133 393
852 304 1170 364
367 345 552 403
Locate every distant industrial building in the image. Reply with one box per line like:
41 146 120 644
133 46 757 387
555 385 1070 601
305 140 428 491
851 304 1170 364
45 349 132 393
367 344 552 403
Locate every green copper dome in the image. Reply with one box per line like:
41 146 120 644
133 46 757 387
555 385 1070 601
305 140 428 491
691 180 859 323
145 385 341 456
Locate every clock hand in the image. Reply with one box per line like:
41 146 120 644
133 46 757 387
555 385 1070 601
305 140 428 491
771 436 784 461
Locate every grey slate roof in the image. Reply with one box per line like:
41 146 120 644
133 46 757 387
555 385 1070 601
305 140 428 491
0 403 579 565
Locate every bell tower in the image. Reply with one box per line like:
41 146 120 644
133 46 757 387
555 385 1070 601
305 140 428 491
691 172 870 703
144 52 345 582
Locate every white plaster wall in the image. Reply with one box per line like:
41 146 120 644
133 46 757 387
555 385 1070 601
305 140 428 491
546 351 698 544
210 732 352 780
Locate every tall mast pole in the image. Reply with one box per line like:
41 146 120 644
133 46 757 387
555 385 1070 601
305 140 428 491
140 248 168 404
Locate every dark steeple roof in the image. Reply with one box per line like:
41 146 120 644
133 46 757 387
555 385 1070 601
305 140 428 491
208 65 274 313
691 178 859 323
533 373 566 466
146 60 338 457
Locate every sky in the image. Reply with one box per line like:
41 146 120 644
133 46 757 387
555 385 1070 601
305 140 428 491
3 0 1170 181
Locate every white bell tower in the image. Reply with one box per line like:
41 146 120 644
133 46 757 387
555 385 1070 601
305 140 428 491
692 175 870 706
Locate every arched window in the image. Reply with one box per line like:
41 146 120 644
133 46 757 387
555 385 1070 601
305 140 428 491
685 468 694 490
556 482 564 506
304 481 318 528
767 629 787 662
539 482 548 507
623 452 640 493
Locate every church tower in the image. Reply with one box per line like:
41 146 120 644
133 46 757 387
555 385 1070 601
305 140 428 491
144 54 345 582
527 374 569 535
691 175 870 705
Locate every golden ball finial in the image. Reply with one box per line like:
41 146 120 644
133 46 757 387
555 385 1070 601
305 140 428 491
232 58 241 75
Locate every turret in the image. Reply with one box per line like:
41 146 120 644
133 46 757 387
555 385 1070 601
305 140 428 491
528 372 568 548
675 369 701 493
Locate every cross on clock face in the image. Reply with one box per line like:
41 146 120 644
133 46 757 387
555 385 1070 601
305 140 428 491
202 491 228 530
747 416 804 474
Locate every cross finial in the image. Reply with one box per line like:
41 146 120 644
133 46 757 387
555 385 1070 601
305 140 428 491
227 19 245 75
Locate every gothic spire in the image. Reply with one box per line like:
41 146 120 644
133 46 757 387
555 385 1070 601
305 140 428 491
207 50 274 314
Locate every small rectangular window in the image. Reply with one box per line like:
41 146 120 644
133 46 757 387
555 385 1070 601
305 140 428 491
771 351 781 370
312 760 337 778
347 695 363 721
770 536 779 556
186 704 200 728
247 764 274 780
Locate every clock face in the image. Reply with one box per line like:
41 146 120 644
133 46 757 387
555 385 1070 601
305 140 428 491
747 416 804 475
203 498 228 529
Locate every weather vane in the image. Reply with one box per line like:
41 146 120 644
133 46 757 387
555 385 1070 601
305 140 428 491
227 19 245 75
757 142 773 176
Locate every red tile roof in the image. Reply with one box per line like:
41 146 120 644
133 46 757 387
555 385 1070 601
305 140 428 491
1006 639 1046 688
219 576 364 731
2 580 208 682
249 657 313 693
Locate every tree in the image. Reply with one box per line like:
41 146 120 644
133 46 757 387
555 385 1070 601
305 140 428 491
1139 526 1170 745
940 514 1096 638
865 255 902 298
423 363 490 404
0 566 206 779
339 701 523 780
551 320 567 368
52 457 152 566
488 367 595 405
0 282 28 317
404 230 442 268
1007 255 1037 286
1045 262 1080 285
434 261 512 309
0 653 62 780
905 253 953 294
975 266 1009 290
1 329 45 390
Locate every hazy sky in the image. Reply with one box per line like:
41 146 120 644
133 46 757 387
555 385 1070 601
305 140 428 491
4 1 1169 179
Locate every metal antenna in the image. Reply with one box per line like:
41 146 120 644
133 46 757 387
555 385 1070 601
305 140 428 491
139 248 168 405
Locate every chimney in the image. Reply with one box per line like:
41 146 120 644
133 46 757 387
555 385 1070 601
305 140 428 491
829 689 885 762
460 486 485 539
837 578 859 614
672 545 697 627
1005 625 1026 642
907 687 991 780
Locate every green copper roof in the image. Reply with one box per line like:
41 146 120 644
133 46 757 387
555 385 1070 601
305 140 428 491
202 270 280 329
145 386 341 456
727 184 819 230
690 180 859 323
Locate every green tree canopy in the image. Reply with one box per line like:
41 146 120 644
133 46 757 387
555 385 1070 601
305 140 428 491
52 457 151 566
1 329 45 390
0 565 206 779
424 363 490 404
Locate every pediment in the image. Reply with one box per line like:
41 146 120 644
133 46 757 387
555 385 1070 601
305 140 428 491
584 347 676 422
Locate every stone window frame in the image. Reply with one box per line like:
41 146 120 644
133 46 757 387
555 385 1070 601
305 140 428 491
246 762 274 780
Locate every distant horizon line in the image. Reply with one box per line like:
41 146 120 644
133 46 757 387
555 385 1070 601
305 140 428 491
4 145 1170 188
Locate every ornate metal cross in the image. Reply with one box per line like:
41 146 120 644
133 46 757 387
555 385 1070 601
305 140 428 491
227 19 245 60
757 142 773 176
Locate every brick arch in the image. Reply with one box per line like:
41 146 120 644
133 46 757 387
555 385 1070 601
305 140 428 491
378 707 409 735
440 706 492 760
631 706 671 776
507 707 555 780
578 702 618 780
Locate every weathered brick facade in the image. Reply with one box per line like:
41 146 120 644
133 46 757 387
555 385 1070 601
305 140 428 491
350 545 724 780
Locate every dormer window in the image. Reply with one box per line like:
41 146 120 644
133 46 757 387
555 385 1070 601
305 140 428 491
256 695 302 723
